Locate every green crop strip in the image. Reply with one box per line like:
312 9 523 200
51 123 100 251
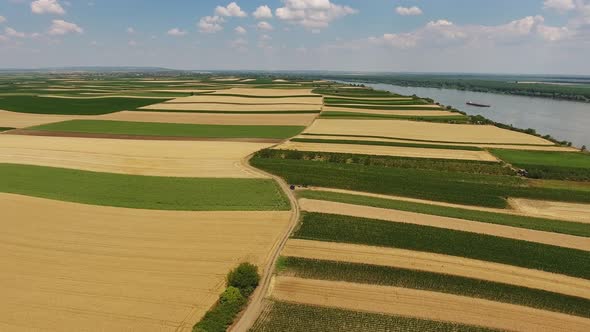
491 149 590 181
280 257 590 317
0 164 290 211
29 120 305 139
251 157 590 207
289 138 482 151
293 213 590 279
324 97 428 105
297 190 590 237
251 301 498 332
0 95 169 115
132 109 321 114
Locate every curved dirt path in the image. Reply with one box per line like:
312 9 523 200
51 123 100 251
271 276 590 332
227 155 301 332
299 199 590 251
282 239 590 299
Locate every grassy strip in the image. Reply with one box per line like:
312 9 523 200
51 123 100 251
325 97 428 105
293 213 590 279
132 109 321 114
0 164 290 211
29 120 305 139
194 263 260 332
251 300 498 332
279 257 590 317
301 133 555 147
326 104 444 111
491 149 590 181
0 95 168 115
261 149 511 176
531 179 590 192
250 158 590 208
320 111 470 122
297 190 590 237
0 127 15 132
290 138 484 151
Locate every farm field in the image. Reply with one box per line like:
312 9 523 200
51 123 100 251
0 135 272 177
303 119 554 145
269 277 590 332
273 141 499 161
26 119 305 140
0 193 291 331
281 239 590 299
2 75 589 331
0 163 290 211
298 199 589 250
0 95 169 115
251 301 495 332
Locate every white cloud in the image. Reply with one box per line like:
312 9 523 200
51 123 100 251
537 24 572 41
5 27 26 38
0 16 6 24
276 0 358 30
395 6 423 16
127 27 135 34
167 28 187 36
31 0 65 15
198 15 225 33
543 0 576 12
235 26 247 34
230 37 248 52
215 2 247 17
257 21 273 31
260 34 272 41
48 19 83 35
253 5 273 19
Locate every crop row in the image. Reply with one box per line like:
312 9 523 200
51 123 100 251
292 212 590 279
278 257 590 317
251 300 495 332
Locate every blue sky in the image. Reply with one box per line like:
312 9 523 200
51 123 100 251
1 0 589 74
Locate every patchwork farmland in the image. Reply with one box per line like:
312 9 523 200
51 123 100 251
1 74 589 332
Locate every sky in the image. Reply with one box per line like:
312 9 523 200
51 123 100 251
0 0 589 74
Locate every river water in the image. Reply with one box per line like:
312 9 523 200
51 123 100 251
358 83 590 148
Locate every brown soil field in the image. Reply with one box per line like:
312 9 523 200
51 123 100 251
303 187 587 224
140 103 320 112
271 276 590 332
323 106 459 116
509 199 590 224
210 88 316 97
304 119 553 145
0 110 82 128
298 199 589 251
99 111 319 126
294 134 577 151
274 141 499 162
0 194 291 331
282 239 590 299
164 95 322 105
0 135 272 178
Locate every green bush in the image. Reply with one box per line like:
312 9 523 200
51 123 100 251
227 263 260 297
193 287 246 332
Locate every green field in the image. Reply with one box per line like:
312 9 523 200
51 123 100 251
251 301 497 332
290 138 484 151
297 190 590 237
319 111 470 122
259 149 513 176
0 127 15 132
293 213 590 279
531 179 590 192
279 257 590 317
195 93 319 98
326 104 446 111
491 149 590 181
250 157 590 208
29 120 305 139
0 164 290 211
0 95 168 115
133 109 321 114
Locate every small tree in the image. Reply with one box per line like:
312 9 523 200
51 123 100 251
227 263 260 297
582 145 587 152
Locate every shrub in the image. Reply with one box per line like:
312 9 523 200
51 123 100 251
193 287 246 332
227 263 260 297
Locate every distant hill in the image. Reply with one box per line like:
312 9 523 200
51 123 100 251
0 66 180 73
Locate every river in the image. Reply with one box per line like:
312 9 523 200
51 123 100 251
357 83 590 148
